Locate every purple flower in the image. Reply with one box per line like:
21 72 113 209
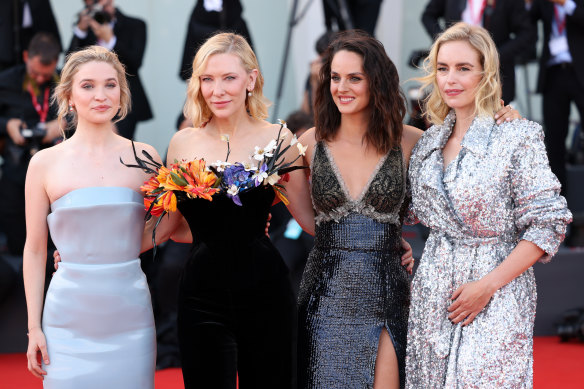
253 163 269 186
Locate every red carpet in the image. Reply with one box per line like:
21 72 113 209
1 337 582 388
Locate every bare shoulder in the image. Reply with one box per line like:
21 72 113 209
401 125 424 153
131 140 162 164
298 127 317 166
171 126 209 146
299 127 317 147
169 126 203 151
265 121 290 138
26 142 66 190
27 145 55 174
401 125 424 166
29 140 70 169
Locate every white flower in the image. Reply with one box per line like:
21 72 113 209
297 142 308 156
253 145 274 161
252 169 268 183
227 184 239 196
242 161 257 171
266 173 281 186
264 139 278 152
290 134 298 146
212 160 231 172
220 134 230 142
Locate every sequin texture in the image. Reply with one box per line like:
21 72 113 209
405 111 572 388
298 141 410 388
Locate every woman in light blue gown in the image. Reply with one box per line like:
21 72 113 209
23 46 161 388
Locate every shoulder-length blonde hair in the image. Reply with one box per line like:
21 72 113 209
419 22 502 125
183 32 270 127
52 45 131 133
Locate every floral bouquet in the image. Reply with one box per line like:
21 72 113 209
123 121 306 253
210 120 307 206
122 142 220 254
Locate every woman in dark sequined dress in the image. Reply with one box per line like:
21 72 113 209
296 31 422 388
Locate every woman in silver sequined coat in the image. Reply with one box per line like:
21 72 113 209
405 23 572 388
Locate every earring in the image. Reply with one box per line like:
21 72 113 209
68 103 74 112
247 91 252 97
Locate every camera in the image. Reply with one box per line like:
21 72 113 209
21 122 47 141
19 122 46 156
5 122 46 165
78 0 112 25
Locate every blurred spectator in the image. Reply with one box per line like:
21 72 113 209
286 109 313 138
176 0 253 131
322 0 383 36
530 0 584 199
0 32 61 256
0 0 62 72
69 0 152 140
301 31 337 117
0 255 16 304
179 0 253 81
421 0 536 104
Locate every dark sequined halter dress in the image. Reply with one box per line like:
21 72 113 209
298 141 410 388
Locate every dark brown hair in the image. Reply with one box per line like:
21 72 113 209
314 30 406 153
27 32 60 65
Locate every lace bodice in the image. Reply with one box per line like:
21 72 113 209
310 141 406 225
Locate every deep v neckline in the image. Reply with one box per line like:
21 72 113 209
322 142 389 203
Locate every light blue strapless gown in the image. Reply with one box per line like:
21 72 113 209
42 187 155 389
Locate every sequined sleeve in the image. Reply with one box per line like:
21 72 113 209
510 121 573 262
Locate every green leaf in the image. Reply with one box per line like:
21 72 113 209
170 171 188 186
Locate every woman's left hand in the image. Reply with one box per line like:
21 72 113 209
448 280 495 326
494 101 522 125
400 238 414 275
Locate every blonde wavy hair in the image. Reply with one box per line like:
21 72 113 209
418 22 502 125
52 45 131 133
183 32 270 127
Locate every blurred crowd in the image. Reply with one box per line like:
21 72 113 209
1 0 583 369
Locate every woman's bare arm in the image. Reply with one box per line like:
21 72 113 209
22 152 51 378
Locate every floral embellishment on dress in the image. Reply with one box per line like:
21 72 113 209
122 121 307 251
209 121 306 206
121 142 221 255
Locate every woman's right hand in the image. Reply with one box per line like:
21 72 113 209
494 101 522 124
53 250 61 271
26 327 49 379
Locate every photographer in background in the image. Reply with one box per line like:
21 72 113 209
0 32 61 257
179 0 253 81
70 0 152 140
0 0 62 72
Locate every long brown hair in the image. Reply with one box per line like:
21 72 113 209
314 30 406 153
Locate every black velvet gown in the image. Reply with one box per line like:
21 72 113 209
298 142 410 388
177 185 295 389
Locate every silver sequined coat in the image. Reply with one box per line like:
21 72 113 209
405 112 572 388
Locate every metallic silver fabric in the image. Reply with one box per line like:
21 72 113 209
298 142 410 388
43 187 156 389
405 112 572 388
